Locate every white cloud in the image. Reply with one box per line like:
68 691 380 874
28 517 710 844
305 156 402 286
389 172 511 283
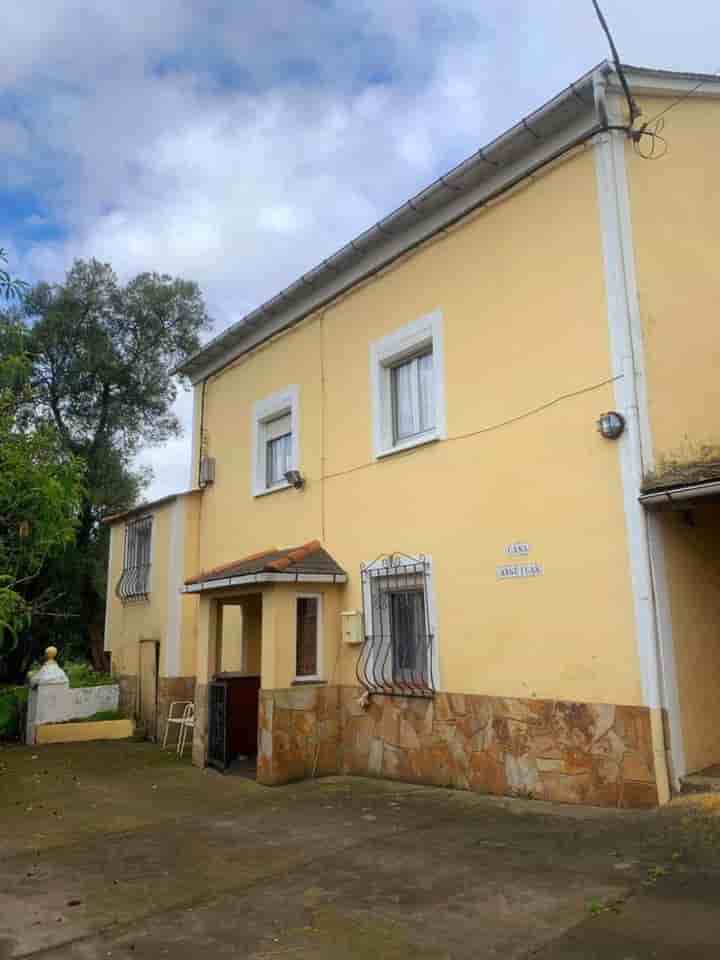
4 0 720 499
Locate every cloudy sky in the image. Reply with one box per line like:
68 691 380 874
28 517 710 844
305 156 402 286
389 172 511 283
3 1 718 500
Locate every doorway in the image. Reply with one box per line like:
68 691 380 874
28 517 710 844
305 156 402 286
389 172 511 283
138 639 159 741
207 595 262 773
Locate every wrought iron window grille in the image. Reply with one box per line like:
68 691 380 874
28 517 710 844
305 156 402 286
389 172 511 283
116 515 153 602
357 553 436 698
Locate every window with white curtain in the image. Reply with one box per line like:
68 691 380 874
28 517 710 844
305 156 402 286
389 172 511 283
370 311 446 458
252 386 299 496
391 349 435 443
265 414 292 488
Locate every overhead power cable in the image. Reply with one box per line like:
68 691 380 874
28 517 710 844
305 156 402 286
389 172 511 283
590 0 640 122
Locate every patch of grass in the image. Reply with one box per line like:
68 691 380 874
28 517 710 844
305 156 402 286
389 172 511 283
64 662 115 688
587 894 629 917
64 709 125 724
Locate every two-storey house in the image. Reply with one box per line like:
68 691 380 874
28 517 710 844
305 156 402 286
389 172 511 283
104 62 720 808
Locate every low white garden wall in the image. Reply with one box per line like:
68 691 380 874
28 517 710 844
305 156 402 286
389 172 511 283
25 649 120 745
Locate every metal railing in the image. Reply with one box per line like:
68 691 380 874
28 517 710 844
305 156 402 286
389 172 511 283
357 553 436 698
116 515 152 602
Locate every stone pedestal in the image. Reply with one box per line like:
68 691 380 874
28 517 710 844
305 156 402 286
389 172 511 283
26 647 70 745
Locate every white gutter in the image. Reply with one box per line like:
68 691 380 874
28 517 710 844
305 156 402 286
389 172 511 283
593 70 676 798
176 64 606 384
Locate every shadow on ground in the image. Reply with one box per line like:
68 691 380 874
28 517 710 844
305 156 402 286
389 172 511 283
1 741 719 958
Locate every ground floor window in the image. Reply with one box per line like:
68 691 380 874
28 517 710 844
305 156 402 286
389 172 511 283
295 595 321 680
359 554 436 696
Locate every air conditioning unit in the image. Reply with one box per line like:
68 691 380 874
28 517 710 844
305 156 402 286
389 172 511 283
199 456 216 486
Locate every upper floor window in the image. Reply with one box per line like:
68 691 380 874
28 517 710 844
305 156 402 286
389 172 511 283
116 515 152 602
265 414 292 488
370 311 446 458
252 386 299 496
391 349 435 443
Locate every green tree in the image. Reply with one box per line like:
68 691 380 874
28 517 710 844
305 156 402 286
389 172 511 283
0 251 84 676
12 258 211 670
0 247 27 302
0 394 85 646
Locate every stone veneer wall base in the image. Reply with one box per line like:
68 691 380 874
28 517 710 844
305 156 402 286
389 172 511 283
257 685 660 809
115 675 138 722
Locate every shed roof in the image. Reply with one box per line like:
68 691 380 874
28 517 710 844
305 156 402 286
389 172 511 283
103 489 202 526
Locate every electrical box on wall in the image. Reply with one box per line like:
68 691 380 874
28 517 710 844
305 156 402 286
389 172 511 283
199 456 216 486
341 610 364 645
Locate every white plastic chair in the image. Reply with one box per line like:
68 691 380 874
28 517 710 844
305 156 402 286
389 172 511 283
177 702 195 758
162 700 193 750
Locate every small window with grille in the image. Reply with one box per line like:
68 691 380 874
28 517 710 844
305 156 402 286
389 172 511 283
116 516 153 602
358 554 436 697
295 595 321 681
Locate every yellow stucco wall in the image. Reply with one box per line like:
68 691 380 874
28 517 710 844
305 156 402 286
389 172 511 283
105 493 201 680
193 147 642 706
35 719 134 744
627 94 720 772
219 605 243 672
627 94 720 478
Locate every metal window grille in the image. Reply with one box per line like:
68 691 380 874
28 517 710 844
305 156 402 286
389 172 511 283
357 553 436 698
208 680 229 771
116 516 153 601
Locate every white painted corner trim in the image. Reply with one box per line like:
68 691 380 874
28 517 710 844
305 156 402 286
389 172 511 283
593 105 684 784
369 309 447 459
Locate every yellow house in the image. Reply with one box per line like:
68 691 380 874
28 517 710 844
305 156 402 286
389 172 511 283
104 62 720 807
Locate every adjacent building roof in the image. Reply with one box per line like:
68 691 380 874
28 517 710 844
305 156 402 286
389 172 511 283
174 62 720 385
103 489 202 526
183 540 347 593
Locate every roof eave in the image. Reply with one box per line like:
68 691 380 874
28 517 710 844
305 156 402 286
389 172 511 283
175 62 608 384
175 63 720 386
103 488 202 525
182 571 348 594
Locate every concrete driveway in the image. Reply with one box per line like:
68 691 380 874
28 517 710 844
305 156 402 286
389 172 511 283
1 741 720 959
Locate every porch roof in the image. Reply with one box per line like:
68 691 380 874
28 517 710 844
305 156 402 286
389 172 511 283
182 539 347 593
639 478 720 510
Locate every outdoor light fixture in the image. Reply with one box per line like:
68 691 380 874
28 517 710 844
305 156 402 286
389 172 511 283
284 469 305 489
596 411 626 440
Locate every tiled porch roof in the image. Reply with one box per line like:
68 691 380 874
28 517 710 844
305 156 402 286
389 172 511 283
183 540 347 593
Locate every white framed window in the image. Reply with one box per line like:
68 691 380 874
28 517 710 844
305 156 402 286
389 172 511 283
295 594 323 682
370 310 446 459
252 385 299 496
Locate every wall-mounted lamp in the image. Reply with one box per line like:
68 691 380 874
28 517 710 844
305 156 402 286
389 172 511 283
596 411 626 440
284 469 305 489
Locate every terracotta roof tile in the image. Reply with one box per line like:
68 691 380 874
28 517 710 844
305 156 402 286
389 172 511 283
185 540 345 586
